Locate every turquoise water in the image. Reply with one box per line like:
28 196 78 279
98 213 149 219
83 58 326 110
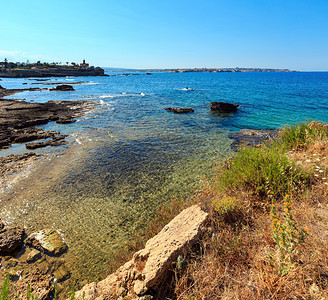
0 71 327 287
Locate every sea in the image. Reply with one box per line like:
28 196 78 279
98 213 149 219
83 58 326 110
0 70 327 286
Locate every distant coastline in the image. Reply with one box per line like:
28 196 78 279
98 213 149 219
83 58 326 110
106 67 296 73
163 67 296 73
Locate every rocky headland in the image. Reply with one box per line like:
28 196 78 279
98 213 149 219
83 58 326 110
0 67 106 78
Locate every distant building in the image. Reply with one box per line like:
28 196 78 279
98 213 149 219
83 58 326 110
80 59 89 67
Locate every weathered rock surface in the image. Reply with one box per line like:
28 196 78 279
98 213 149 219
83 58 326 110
210 101 239 112
0 226 25 254
165 107 194 113
26 228 68 255
14 268 52 300
0 220 4 230
73 205 209 299
49 84 75 91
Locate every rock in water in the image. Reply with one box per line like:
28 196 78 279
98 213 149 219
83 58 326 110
165 107 194 113
0 226 25 253
49 84 75 91
26 249 42 263
26 228 67 255
210 101 239 112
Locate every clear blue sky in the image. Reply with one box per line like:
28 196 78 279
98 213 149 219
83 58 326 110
1 0 327 70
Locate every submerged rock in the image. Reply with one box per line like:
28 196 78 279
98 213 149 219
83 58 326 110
0 226 25 254
49 85 75 91
165 107 194 113
26 228 68 255
53 265 70 282
230 129 278 151
210 101 239 112
73 204 209 299
26 249 42 263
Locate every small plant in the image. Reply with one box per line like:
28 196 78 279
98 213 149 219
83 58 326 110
69 288 75 300
27 283 38 300
269 195 307 275
0 275 10 300
212 196 239 215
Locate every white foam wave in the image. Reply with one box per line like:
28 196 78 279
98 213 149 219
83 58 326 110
99 95 114 99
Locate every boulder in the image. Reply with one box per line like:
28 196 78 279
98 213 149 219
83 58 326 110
0 226 25 254
49 85 75 91
165 107 194 113
26 228 68 255
73 205 209 299
210 101 239 112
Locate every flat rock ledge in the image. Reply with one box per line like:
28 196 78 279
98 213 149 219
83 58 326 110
73 204 209 299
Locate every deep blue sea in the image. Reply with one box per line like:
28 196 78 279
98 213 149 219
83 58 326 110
0 70 327 285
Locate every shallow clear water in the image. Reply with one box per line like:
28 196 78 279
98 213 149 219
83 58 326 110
0 71 327 286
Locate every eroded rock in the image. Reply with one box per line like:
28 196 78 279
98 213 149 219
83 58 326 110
0 226 25 254
26 228 68 255
73 205 209 299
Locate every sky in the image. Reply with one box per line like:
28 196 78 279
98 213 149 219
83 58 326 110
0 0 327 71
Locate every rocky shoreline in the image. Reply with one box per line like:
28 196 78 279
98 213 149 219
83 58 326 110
0 86 94 150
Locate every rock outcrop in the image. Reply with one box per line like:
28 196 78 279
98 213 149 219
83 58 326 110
49 85 75 91
210 101 239 112
0 95 93 150
73 205 209 299
26 228 68 255
0 226 25 254
165 107 194 113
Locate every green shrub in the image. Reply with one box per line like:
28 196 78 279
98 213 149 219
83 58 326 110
280 121 328 149
216 143 310 201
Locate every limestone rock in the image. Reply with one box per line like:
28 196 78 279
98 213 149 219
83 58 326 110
26 228 67 255
210 101 239 112
73 205 209 299
0 226 25 254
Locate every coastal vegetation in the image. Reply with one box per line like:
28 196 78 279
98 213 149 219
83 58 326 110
169 120 328 299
